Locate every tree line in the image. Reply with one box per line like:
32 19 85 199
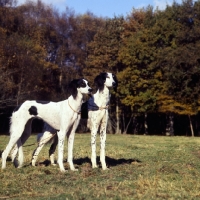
1 0 200 136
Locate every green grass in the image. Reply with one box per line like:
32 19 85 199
1 134 200 199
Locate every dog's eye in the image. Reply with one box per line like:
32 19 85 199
106 75 110 79
80 82 86 87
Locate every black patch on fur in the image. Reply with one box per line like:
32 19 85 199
29 106 38 116
78 80 87 88
68 79 86 99
13 105 21 112
36 100 50 104
68 79 79 99
94 73 108 92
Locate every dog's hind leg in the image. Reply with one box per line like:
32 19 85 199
11 119 33 168
10 141 22 168
2 120 26 169
32 142 45 166
11 144 19 163
18 119 33 168
16 139 24 168
32 131 55 166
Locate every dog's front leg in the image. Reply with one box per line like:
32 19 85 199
91 125 98 169
67 117 80 171
57 130 66 172
100 112 108 170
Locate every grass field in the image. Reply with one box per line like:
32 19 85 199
1 134 200 199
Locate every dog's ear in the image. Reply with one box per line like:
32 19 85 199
94 73 107 92
68 79 79 99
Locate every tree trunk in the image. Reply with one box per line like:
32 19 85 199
188 115 194 137
144 113 148 135
59 71 62 87
115 98 121 134
133 115 138 134
169 114 174 136
16 69 24 106
165 113 174 136
123 113 134 134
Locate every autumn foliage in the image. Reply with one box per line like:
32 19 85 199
1 0 200 135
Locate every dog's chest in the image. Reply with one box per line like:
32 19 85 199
94 91 110 107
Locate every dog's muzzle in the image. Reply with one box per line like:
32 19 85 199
112 82 117 87
88 88 93 93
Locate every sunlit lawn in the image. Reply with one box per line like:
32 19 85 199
1 134 200 199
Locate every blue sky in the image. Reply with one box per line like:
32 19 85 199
17 0 183 18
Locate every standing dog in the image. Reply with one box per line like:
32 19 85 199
88 72 117 170
1 79 92 172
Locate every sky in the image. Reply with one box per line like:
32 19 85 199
16 0 183 18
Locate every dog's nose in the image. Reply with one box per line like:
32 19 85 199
88 88 93 93
112 82 116 87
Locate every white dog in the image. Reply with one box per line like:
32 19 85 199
87 72 117 170
1 79 92 172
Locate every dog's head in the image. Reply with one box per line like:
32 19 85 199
94 72 118 92
68 79 93 99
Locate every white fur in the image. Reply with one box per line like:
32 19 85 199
1 79 92 172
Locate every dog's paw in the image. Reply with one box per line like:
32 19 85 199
70 167 78 171
102 166 109 170
13 158 19 168
32 161 36 167
60 169 67 173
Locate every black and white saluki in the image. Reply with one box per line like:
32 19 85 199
1 79 92 172
87 72 117 170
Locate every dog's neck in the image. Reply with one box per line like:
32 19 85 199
96 86 110 106
68 92 83 113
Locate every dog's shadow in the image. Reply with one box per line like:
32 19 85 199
37 156 140 168
39 156 141 168
0 150 141 168
74 156 141 168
